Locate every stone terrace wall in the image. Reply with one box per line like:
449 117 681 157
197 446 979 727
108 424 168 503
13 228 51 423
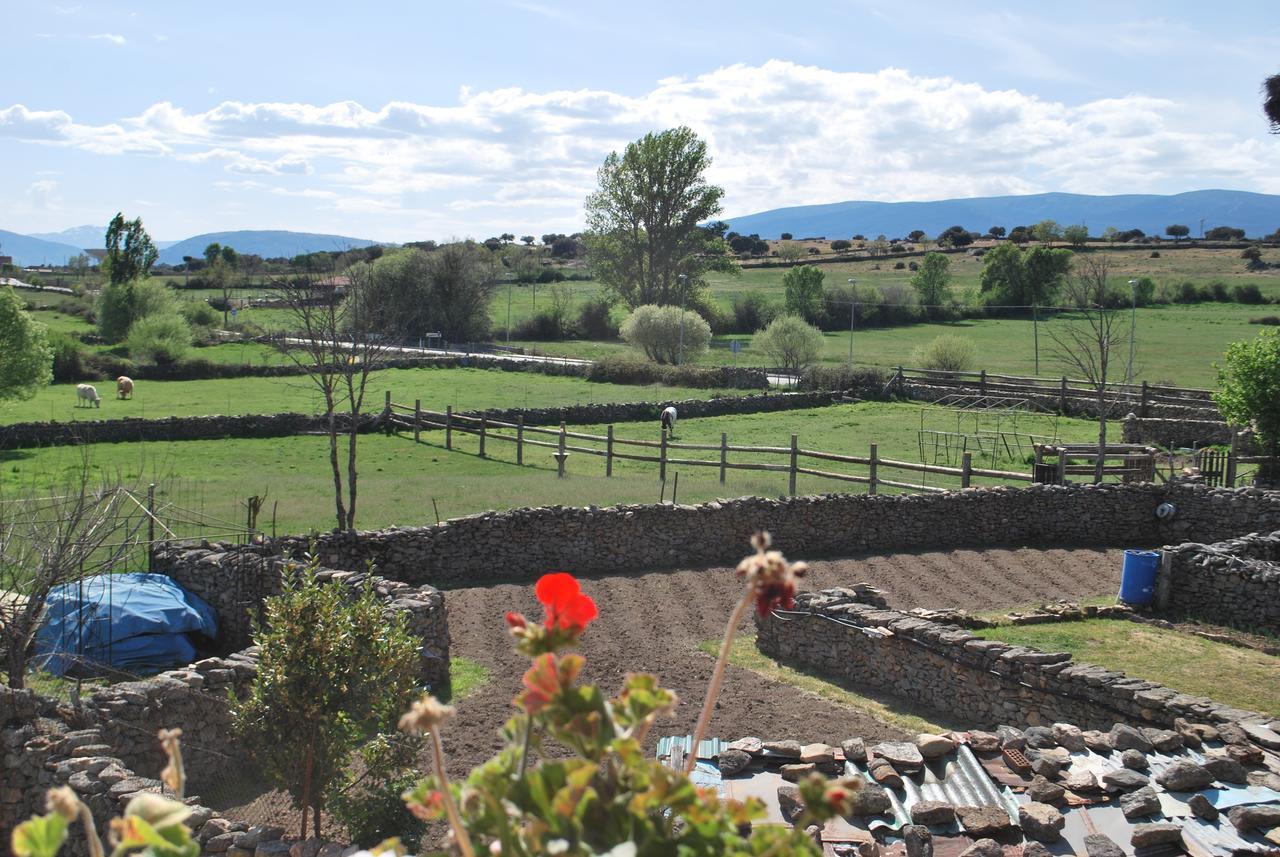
270 483 1280 588
0 412 381 450
149 544 451 686
1160 530 1280 634
755 588 1272 733
1122 416 1235 449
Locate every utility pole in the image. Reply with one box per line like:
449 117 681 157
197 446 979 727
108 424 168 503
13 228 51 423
1199 218 1205 240
677 274 688 365
1033 303 1040 375
847 278 857 369
506 280 513 345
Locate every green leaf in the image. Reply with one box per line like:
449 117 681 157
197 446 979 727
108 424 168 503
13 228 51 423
11 814 69 857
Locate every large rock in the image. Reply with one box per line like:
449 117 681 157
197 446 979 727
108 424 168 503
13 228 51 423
996 725 1026 750
1202 755 1247 784
1022 843 1052 857
780 762 815 781
958 839 1003 857
800 743 835 764
1051 724 1086 752
1109 724 1153 752
1188 794 1219 821
1030 755 1061 778
1130 824 1182 848
842 737 867 763
1081 731 1113 753
909 800 956 826
1101 768 1149 793
1119 786 1161 819
764 739 802 758
1228 804 1280 833
718 748 752 777
1240 722 1280 750
1027 775 1065 804
1083 834 1124 857
205 834 237 854
969 731 1000 754
955 805 1012 838
1155 759 1214 792
873 741 924 771
1063 769 1102 794
777 784 803 822
1018 802 1065 842
1024 727 1057 749
916 734 955 759
848 781 892 816
1120 749 1149 771
728 737 763 755
904 824 933 857
1145 729 1184 753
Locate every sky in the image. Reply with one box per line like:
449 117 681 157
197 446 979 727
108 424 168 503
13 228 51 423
3 1 1279 243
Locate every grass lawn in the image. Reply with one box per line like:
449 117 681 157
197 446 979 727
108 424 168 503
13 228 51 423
700 634 951 734
1 402 1101 535
0 366 749 425
973 619 1280 717
441 656 490 702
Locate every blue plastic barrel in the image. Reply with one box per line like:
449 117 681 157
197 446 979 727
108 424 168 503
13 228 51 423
1119 550 1160 604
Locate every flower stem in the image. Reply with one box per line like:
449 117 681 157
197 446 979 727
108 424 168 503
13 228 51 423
78 801 104 857
430 729 477 857
684 587 753 775
517 714 533 777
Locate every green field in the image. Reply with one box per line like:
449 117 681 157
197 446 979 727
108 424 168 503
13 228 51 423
974 619 1280 717
1 402 1100 535
0 366 748 425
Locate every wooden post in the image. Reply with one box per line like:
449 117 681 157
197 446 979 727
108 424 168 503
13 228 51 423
1226 431 1240 487
414 398 421 443
147 482 156 547
719 432 728 484
979 369 987 394
1056 448 1067 485
557 421 567 478
1140 381 1150 418
1059 377 1068 413
606 424 614 477
384 389 393 436
789 434 798 497
516 416 524 465
895 366 904 394
1033 445 1044 483
659 428 668 482
478 416 487 458
961 451 972 489
445 405 453 450
868 443 878 495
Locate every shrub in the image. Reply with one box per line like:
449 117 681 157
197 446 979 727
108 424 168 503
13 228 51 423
327 733 425 846
577 296 617 339
179 300 220 328
912 333 976 373
731 290 779 332
1174 281 1201 304
1150 250 1161 258
536 267 565 284
1234 284 1266 304
1250 316 1280 325
893 261 905 269
585 354 768 389
512 310 566 341
829 239 852 251
1131 277 1156 306
1209 280 1231 302
126 313 192 365
754 315 824 373
619 304 711 364
96 278 175 342
796 365 887 392
47 332 87 383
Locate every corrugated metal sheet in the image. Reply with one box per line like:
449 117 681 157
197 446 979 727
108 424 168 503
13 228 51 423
1179 814 1277 857
656 734 725 761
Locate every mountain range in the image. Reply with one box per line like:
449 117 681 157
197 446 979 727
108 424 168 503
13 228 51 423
0 226 380 267
721 190 1280 241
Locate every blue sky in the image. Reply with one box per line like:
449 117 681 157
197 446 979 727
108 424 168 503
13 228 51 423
3 1 1278 242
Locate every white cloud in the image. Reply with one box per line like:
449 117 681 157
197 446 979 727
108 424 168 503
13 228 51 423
2 61 1278 238
90 33 126 45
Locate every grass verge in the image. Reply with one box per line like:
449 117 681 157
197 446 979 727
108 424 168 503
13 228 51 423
700 633 953 734
439 656 491 703
973 619 1280 717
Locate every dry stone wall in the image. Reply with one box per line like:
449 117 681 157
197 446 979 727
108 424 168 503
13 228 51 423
0 412 381 450
1160 530 1280 634
755 588 1273 732
270 483 1280 588
900 380 1219 421
1122 416 1235 448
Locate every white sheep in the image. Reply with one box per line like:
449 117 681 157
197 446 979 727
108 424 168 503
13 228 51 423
75 384 101 408
116 376 134 399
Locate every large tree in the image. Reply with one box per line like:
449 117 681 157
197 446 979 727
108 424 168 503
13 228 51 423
0 287 52 401
359 243 498 343
978 242 1071 307
782 264 825 323
1215 329 1280 470
102 212 157 286
584 127 731 308
909 252 952 319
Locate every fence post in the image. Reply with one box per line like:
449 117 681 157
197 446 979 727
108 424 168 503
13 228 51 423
895 366 904 394
788 434 799 496
1140 381 1150 418
445 406 453 450
384 389 393 436
868 443 878 495
517 416 524 465
979 369 987 395
414 398 421 443
557 421 567 478
1059 377 1068 413
606 425 614 477
1226 431 1240 486
1056 448 1067 485
479 416 487 458
147 482 156 547
659 428 668 482
962 451 972 489
719 432 728 484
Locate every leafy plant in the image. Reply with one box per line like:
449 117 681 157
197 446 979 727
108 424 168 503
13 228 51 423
754 315 823 374
1215 329 1280 462
127 314 192 365
328 734 426 847
619 304 712 364
912 333 976 373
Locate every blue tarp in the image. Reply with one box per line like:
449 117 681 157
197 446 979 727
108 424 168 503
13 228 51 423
34 573 218 677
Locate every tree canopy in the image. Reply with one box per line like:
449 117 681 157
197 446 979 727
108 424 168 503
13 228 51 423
978 242 1071 307
909 252 953 317
102 212 158 285
1215 329 1280 458
584 127 731 308
359 243 498 342
1265 73 1280 133
782 264 825 323
0 287 52 401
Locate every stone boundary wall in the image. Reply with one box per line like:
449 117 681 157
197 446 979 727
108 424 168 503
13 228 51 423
1160 530 1280 634
0 412 382 450
1122 416 1234 448
899 380 1219 421
149 544 450 686
754 588 1274 732
265 484 1280 588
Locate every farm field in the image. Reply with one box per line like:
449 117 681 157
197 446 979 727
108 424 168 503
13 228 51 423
0 366 748 425
974 619 1280 717
1 402 1101 534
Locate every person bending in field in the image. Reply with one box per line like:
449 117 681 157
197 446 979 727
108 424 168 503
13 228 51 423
660 405 678 437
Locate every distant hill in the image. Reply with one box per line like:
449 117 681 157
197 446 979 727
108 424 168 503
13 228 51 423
0 230 86 267
27 225 107 251
721 190 1280 241
157 230 380 265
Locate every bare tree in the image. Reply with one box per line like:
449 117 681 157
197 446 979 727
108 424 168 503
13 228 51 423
1048 255 1123 483
272 260 393 532
1 466 141 689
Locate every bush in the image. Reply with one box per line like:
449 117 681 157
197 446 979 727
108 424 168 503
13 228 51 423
1131 277 1156 306
1150 250 1161 257
1250 316 1280 325
893 261 905 269
585 354 768 389
180 301 220 328
912 333 976 373
1174 281 1202 304
97 278 176 342
512 310 566 341
577 296 617 339
327 733 425 846
829 239 852 251
754 315 824 373
47 332 88 383
536 267 565 284
1209 281 1231 302
1234 284 1266 304
126 313 192 365
796 365 887 392
619 304 712 364
731 290 779 333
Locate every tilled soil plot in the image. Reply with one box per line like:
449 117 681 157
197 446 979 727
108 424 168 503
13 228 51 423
215 545 1124 839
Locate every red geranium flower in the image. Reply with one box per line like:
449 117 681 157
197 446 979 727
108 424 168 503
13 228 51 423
535 572 598 631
